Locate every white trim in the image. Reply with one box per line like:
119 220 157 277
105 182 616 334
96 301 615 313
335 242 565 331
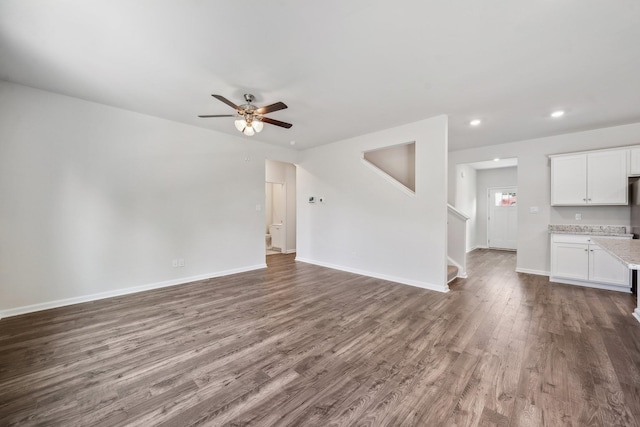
515 267 550 276
0 264 267 319
633 308 640 325
447 204 470 221
549 276 632 293
295 257 449 293
468 245 487 252
360 158 416 197
283 249 297 254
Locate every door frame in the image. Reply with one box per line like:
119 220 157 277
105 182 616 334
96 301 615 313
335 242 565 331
266 181 287 253
487 186 518 250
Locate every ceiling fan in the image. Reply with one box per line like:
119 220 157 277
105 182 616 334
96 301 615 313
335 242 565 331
198 94 292 136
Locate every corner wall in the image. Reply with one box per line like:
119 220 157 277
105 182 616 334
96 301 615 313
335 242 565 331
454 164 477 251
296 116 449 291
0 81 297 316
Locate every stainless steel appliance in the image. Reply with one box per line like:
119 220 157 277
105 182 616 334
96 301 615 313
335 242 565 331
629 177 640 295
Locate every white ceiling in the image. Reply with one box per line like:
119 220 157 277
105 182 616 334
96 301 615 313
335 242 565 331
1 1 639 151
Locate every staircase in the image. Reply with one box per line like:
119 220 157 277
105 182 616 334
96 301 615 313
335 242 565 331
447 204 469 282
447 264 459 283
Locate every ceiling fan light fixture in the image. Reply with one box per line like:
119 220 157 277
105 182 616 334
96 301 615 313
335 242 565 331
200 94 292 135
235 119 247 131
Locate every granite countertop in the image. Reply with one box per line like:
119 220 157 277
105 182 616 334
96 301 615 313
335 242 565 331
592 237 640 270
548 224 632 237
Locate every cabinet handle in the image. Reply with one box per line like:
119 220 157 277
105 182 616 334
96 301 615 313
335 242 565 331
584 249 588 252
588 198 592 201
583 198 586 201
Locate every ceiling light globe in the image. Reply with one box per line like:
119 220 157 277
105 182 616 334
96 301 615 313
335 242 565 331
235 119 246 131
243 126 255 136
253 120 264 133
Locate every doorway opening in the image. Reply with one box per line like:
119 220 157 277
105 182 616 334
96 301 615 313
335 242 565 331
453 158 518 253
265 159 296 257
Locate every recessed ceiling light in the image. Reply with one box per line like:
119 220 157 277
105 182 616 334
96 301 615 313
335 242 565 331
470 119 482 126
551 110 565 118
493 158 500 162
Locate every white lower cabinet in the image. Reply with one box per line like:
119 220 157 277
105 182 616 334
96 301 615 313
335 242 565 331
550 234 631 292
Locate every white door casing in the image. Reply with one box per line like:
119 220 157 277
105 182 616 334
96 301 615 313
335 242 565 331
488 187 517 250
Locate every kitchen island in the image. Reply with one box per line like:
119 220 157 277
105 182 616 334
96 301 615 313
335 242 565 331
593 237 640 324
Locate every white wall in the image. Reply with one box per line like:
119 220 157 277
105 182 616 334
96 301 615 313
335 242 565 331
297 115 449 291
454 164 477 251
449 122 640 275
475 167 518 247
0 81 297 316
265 159 297 253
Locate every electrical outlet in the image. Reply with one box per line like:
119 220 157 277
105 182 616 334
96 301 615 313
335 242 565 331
172 259 178 267
178 258 185 267
575 213 582 220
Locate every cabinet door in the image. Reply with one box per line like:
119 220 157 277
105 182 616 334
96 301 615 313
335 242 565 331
551 154 587 205
587 150 628 204
551 242 589 280
630 148 640 176
589 245 630 286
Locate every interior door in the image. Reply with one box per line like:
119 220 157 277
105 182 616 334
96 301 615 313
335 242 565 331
488 187 518 250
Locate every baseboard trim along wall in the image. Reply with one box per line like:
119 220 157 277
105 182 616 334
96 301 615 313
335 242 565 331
0 264 268 319
515 267 550 276
295 257 449 293
284 249 297 254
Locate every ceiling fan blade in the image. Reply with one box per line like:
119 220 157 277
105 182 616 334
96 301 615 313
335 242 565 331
198 114 236 118
212 94 239 110
260 117 293 129
256 102 288 115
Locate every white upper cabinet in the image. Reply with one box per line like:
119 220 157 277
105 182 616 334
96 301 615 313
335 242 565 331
587 150 628 204
551 149 628 206
630 147 640 175
551 154 587 205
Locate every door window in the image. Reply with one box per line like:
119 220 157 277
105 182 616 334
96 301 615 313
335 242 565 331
494 192 517 206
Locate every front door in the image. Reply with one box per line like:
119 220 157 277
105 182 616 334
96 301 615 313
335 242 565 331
488 187 517 250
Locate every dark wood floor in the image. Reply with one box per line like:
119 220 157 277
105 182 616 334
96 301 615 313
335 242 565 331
1 250 640 426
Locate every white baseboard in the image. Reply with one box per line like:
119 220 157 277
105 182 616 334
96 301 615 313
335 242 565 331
634 308 640 324
549 276 631 293
295 257 449 293
0 264 267 319
284 249 297 254
515 267 550 276
467 245 486 253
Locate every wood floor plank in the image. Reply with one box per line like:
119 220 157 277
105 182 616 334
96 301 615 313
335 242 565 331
1 250 639 426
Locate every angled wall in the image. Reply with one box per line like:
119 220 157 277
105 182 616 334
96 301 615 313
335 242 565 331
296 116 449 291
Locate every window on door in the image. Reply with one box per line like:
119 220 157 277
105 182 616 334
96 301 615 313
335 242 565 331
494 191 517 206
